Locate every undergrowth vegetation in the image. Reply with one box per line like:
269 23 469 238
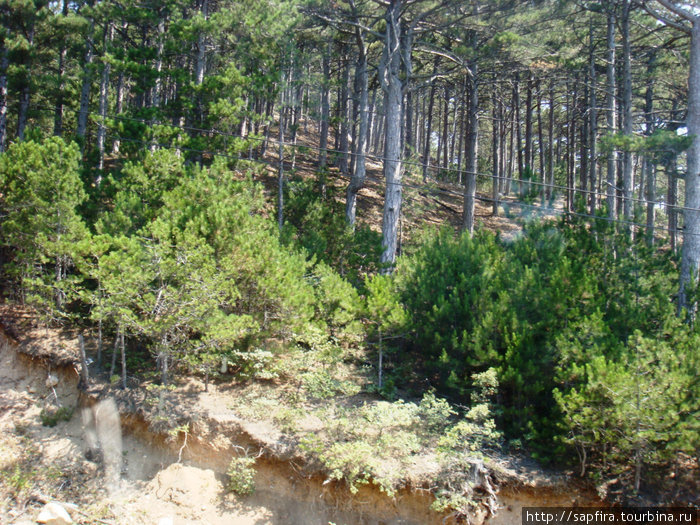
373 218 700 497
0 135 697 506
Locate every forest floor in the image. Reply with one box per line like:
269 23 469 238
249 117 556 242
0 305 599 525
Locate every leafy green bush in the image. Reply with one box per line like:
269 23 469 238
377 218 697 492
226 456 257 496
281 177 382 286
417 391 456 432
40 406 74 427
301 369 360 399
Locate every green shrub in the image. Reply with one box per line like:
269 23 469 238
417 391 455 432
281 177 382 286
226 456 257 496
382 217 693 490
301 370 360 399
40 406 74 427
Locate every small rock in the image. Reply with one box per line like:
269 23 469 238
36 502 73 525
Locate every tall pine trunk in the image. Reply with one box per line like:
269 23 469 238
606 10 617 220
492 90 499 216
54 0 70 136
421 59 438 182
346 32 369 227
645 52 657 245
0 46 8 152
589 23 598 215
97 24 113 171
680 20 700 314
547 81 555 201
379 0 405 265
77 17 95 141
525 73 533 171
17 21 36 141
319 46 330 168
621 0 634 229
463 66 478 234
339 52 350 175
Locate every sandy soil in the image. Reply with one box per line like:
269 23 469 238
0 313 607 525
0 336 287 525
0 332 455 525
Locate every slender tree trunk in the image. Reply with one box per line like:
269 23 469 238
110 327 120 378
514 74 523 188
151 17 165 109
621 0 633 229
525 73 533 171
196 0 208 85
589 23 598 215
607 10 617 219
149 16 166 153
567 81 578 213
54 49 67 136
537 83 546 206
77 18 95 140
339 52 350 175
580 82 589 205
0 46 8 153
449 95 457 170
97 24 113 171
17 20 36 141
463 66 479 234
17 88 31 141
669 159 678 253
492 90 500 216
418 93 425 155
404 90 414 158
346 37 369 227
436 92 443 174
374 98 384 154
456 80 466 184
680 20 700 314
548 81 555 201
645 52 657 245
91 318 101 371
120 331 127 389
367 86 377 153
278 107 285 232
400 25 414 160
506 108 515 196
195 0 208 125
379 0 404 266
53 0 70 136
319 46 330 168
292 80 302 171
412 89 419 154
112 31 126 155
442 86 450 169
500 100 507 195
76 335 88 389
261 99 273 157
422 59 438 182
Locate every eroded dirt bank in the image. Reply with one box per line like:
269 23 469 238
0 326 601 525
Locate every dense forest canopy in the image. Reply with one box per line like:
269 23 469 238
0 0 699 505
